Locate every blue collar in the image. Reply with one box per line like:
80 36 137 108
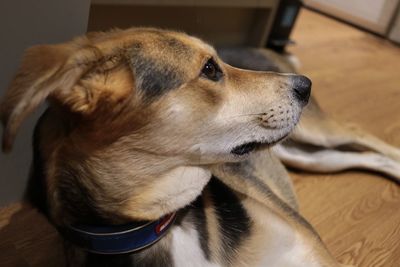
64 212 176 254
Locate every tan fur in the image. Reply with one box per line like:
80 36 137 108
5 28 397 266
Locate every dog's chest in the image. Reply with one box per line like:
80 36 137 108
170 225 221 267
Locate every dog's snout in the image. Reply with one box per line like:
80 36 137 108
292 75 311 104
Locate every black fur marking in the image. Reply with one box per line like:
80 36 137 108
191 194 211 260
132 54 184 100
208 177 252 260
85 247 173 267
57 167 111 225
129 37 193 101
86 253 134 267
225 161 321 239
25 111 49 214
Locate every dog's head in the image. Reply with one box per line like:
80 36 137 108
0 28 310 221
1 28 310 162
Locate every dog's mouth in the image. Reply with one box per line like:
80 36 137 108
231 141 262 155
231 136 287 156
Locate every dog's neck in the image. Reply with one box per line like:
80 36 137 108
51 148 211 225
116 164 212 220
36 108 212 225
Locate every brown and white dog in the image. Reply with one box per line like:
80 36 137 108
1 28 399 267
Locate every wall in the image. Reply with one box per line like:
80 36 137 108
0 0 90 206
304 0 399 34
389 8 400 43
88 4 273 47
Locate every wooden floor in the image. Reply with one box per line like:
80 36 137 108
1 9 400 267
289 9 400 267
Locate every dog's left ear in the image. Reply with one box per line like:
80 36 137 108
0 37 130 152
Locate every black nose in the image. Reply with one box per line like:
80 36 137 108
292 75 312 104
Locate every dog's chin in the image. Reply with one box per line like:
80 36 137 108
231 135 288 156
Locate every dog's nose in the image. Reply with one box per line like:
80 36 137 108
292 75 311 104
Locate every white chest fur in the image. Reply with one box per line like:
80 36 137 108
171 224 221 267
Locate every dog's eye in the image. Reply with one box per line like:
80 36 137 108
201 58 223 81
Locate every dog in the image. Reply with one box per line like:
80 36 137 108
218 48 400 181
1 28 399 267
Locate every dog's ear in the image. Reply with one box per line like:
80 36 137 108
0 37 129 152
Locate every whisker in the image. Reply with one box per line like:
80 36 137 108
265 114 274 120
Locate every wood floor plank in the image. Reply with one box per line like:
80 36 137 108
290 9 400 267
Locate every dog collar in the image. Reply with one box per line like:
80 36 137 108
65 212 176 254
